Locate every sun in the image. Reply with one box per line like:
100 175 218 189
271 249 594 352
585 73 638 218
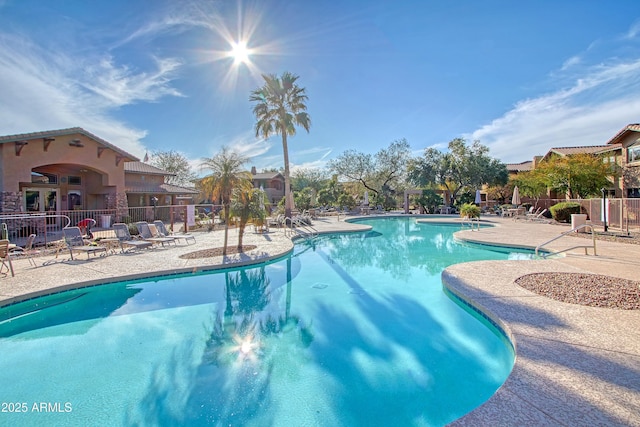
229 41 251 64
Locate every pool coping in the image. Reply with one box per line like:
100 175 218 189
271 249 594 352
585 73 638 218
445 220 640 426
1 214 638 425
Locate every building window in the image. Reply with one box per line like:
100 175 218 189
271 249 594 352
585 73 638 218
627 143 640 163
628 188 640 198
68 176 82 185
32 172 58 184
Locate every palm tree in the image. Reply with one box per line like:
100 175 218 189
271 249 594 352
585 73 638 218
200 147 251 256
250 72 311 219
230 187 266 251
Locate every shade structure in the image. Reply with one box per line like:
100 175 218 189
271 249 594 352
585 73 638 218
511 186 521 206
474 190 481 205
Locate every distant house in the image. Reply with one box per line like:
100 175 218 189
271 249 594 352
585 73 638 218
505 160 535 177
124 162 198 207
0 127 197 216
249 166 285 204
604 123 640 198
507 141 625 199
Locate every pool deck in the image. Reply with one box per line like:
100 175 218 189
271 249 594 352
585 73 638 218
1 214 639 426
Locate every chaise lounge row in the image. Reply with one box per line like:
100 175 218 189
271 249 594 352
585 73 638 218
63 220 196 260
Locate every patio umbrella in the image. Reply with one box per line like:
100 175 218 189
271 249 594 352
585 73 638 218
364 191 369 206
511 186 521 206
259 185 265 211
474 190 481 205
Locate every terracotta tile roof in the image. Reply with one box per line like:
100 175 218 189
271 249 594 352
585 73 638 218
505 161 533 172
0 127 139 161
124 161 174 176
548 145 614 156
252 172 284 180
125 183 198 194
605 123 640 145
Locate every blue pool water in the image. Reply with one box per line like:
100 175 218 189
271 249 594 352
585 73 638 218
0 218 525 426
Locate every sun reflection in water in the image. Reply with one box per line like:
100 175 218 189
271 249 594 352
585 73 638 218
231 334 260 362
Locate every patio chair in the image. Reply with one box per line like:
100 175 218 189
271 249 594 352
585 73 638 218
513 206 534 221
267 214 284 229
527 209 550 223
63 227 107 260
9 233 38 267
112 223 154 253
153 220 196 245
0 239 15 276
135 222 176 247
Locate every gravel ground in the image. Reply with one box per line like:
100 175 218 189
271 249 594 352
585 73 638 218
533 230 640 310
516 272 640 310
573 230 640 245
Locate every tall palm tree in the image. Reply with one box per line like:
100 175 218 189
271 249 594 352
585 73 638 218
200 147 251 256
250 72 311 219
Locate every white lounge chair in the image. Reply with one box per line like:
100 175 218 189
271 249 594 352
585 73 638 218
135 222 176 247
153 220 196 245
112 223 154 252
527 209 550 223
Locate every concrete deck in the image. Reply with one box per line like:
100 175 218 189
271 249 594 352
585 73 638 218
1 215 639 426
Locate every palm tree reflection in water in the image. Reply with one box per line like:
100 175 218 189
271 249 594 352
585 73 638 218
204 260 313 369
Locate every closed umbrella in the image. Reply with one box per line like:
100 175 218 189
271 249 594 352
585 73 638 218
474 190 481 205
364 191 369 206
259 185 265 211
511 186 521 206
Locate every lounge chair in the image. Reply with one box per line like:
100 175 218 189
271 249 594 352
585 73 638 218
153 220 196 245
135 222 176 247
112 223 154 252
63 227 107 260
9 233 38 267
0 239 15 276
527 209 550 223
267 214 284 229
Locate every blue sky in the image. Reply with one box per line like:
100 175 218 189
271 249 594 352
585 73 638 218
1 0 640 175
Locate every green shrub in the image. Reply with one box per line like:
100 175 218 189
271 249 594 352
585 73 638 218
338 193 357 210
549 202 582 223
127 223 139 235
459 203 481 218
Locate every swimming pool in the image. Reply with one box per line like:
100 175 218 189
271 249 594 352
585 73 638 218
0 217 523 426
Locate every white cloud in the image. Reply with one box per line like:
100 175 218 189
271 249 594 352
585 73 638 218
472 58 640 163
625 19 640 39
0 31 183 158
80 56 183 107
113 0 221 49
561 55 581 71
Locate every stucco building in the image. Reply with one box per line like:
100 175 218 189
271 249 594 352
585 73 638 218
0 127 197 218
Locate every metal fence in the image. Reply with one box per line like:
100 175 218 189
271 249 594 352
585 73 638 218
527 198 640 233
0 204 223 247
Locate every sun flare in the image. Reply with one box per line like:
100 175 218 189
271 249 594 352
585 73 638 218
229 41 251 64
